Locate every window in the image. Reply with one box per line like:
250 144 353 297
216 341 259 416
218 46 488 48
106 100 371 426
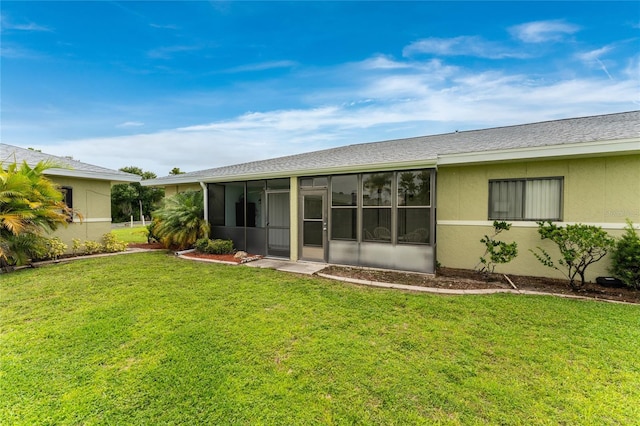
60 186 73 222
60 186 73 209
488 177 563 221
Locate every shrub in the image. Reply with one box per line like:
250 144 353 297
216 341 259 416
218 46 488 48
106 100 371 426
530 221 615 290
476 221 518 275
195 238 234 255
39 237 68 260
83 240 103 255
151 191 209 249
609 220 640 289
72 238 82 255
102 232 128 253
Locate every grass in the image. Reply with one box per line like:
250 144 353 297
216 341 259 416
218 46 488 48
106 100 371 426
1 252 639 424
110 226 148 243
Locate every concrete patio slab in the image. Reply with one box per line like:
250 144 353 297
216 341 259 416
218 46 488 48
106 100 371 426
245 258 328 275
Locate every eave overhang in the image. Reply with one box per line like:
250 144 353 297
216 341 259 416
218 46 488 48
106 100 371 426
437 138 640 166
44 168 142 183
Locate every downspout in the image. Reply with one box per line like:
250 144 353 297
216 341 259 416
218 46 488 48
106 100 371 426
199 182 209 224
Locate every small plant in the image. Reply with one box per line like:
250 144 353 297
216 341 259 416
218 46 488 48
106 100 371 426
476 221 518 275
195 238 234 255
72 238 82 255
82 240 103 255
41 237 68 260
530 221 615 290
102 232 128 253
609 219 640 289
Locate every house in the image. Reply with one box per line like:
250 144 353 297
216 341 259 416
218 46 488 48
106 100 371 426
1 143 141 248
143 111 640 281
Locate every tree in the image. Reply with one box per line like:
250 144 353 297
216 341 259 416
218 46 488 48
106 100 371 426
530 221 615 290
111 166 164 222
169 167 185 175
1 160 71 270
151 190 209 250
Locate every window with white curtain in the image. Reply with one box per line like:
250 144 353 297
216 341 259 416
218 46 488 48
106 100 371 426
488 177 563 221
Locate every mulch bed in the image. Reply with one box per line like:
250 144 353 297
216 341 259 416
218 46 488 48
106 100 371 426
128 242 165 250
320 266 639 304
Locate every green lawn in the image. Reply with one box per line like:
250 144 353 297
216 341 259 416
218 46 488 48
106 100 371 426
110 226 148 243
1 252 639 424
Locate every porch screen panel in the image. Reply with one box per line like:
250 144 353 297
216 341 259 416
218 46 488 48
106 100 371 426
331 174 357 241
362 173 392 242
208 184 225 226
397 170 431 244
268 192 290 251
525 179 562 220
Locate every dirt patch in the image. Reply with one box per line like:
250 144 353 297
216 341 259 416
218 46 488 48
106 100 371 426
320 266 639 304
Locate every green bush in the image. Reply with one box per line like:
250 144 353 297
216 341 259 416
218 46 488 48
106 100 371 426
83 240 103 255
69 234 128 256
102 232 128 253
476 221 518 275
195 238 234 255
531 221 615 290
151 191 209 249
609 220 640 289
34 237 68 261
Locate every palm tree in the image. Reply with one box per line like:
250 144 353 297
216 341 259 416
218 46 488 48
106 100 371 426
151 190 210 250
1 160 71 270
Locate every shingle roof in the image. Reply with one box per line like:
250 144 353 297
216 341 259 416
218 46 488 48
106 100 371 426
143 110 639 185
1 143 141 182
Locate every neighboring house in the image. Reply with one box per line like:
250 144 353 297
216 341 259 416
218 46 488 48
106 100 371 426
1 143 141 248
143 111 640 281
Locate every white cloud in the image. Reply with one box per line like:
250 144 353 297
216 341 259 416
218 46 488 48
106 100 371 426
116 121 145 128
30 62 637 176
577 46 616 80
576 46 614 62
222 60 298 73
0 15 52 32
149 23 179 30
403 36 527 59
147 45 201 59
509 20 579 43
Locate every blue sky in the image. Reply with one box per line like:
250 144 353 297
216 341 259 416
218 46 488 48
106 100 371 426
2 1 639 176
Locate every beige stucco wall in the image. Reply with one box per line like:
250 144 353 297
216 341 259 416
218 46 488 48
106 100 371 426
48 176 114 248
436 154 640 282
163 183 202 198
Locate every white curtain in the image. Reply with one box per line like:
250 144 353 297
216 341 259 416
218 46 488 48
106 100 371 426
525 179 562 220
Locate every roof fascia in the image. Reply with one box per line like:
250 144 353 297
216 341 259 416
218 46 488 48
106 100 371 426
44 168 141 183
437 138 640 166
142 159 438 186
